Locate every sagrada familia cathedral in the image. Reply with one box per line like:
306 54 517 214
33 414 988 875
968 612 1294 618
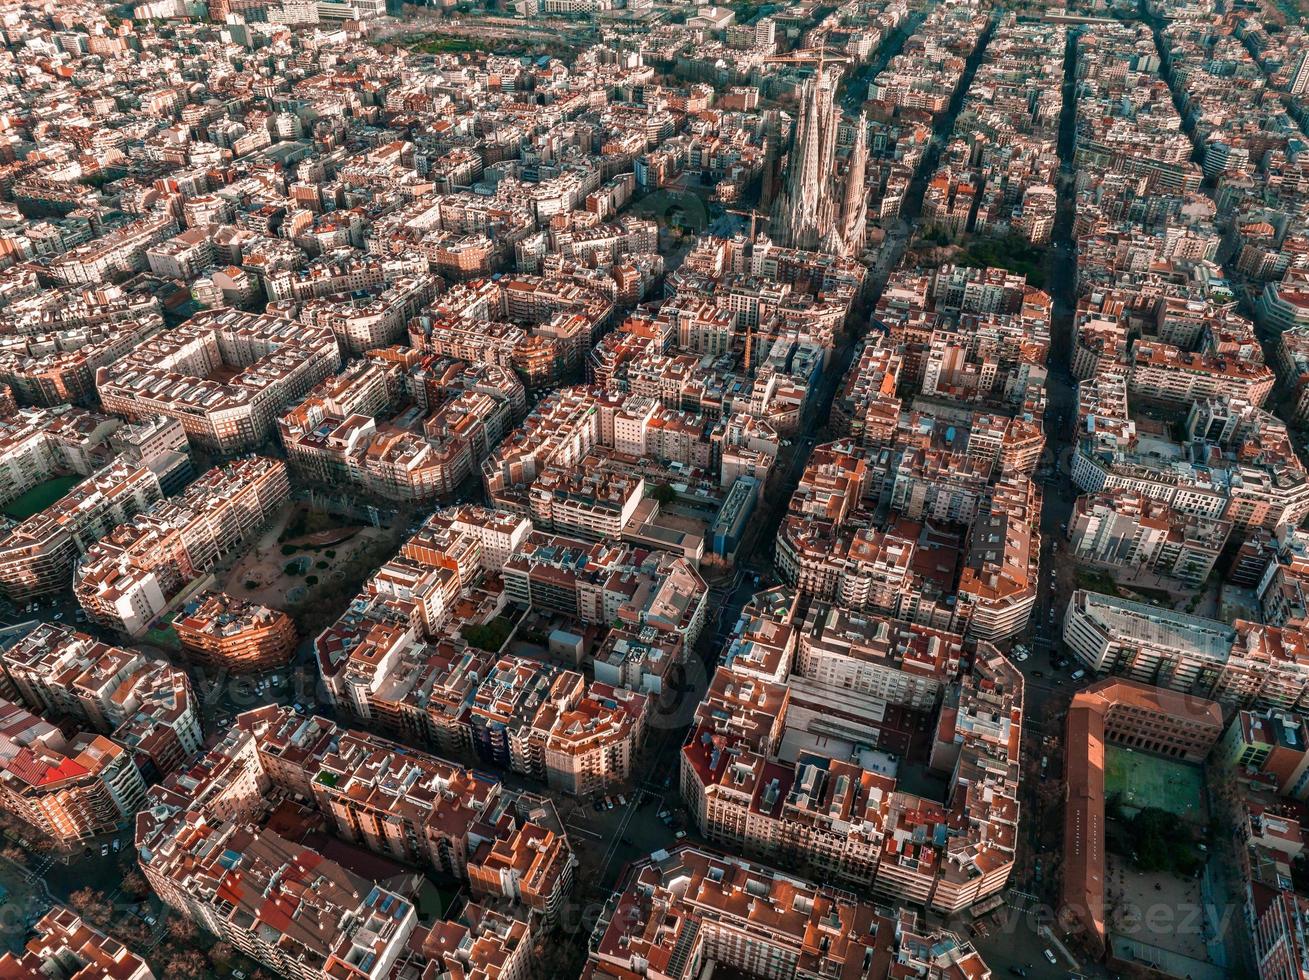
767 67 869 258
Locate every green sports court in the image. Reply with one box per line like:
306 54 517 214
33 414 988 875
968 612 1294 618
1105 744 1207 824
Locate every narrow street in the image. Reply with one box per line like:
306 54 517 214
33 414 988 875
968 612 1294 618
971 23 1099 978
900 11 999 225
840 10 926 113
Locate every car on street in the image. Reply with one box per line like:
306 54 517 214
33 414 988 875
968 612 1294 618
1043 950 1057 966
100 844 108 857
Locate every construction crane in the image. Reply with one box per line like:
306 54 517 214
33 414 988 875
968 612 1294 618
725 207 770 241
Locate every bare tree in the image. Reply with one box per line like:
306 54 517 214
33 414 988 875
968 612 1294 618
208 941 237 967
167 915 198 941
161 949 207 976
67 888 113 927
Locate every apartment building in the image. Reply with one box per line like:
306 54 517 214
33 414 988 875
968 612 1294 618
1073 376 1309 536
531 679 649 795
0 906 155 979
956 476 1041 641
297 273 438 354
0 406 119 510
45 212 178 286
1068 487 1231 589
682 593 1022 914
137 705 572 975
174 591 297 671
797 602 961 712
482 386 611 511
279 355 524 505
0 459 166 601
0 288 164 407
528 465 645 541
98 308 342 455
778 445 1038 641
1219 708 1309 800
502 533 708 646
74 456 290 636
140 810 419 980
588 846 990 980
1128 341 1275 409
0 699 147 846
0 622 202 777
1064 590 1309 709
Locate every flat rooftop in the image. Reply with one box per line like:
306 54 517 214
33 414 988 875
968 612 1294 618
1078 591 1236 661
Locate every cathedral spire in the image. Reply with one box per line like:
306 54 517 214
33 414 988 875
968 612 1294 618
769 68 862 257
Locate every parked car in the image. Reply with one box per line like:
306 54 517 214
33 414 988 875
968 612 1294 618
1043 949 1057 965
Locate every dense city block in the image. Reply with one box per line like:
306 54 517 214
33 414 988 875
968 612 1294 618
0 0 1308 977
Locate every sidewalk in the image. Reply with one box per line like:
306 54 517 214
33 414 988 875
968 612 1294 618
1040 924 1082 971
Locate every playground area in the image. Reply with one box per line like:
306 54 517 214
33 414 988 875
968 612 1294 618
1105 745 1207 824
217 501 401 632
